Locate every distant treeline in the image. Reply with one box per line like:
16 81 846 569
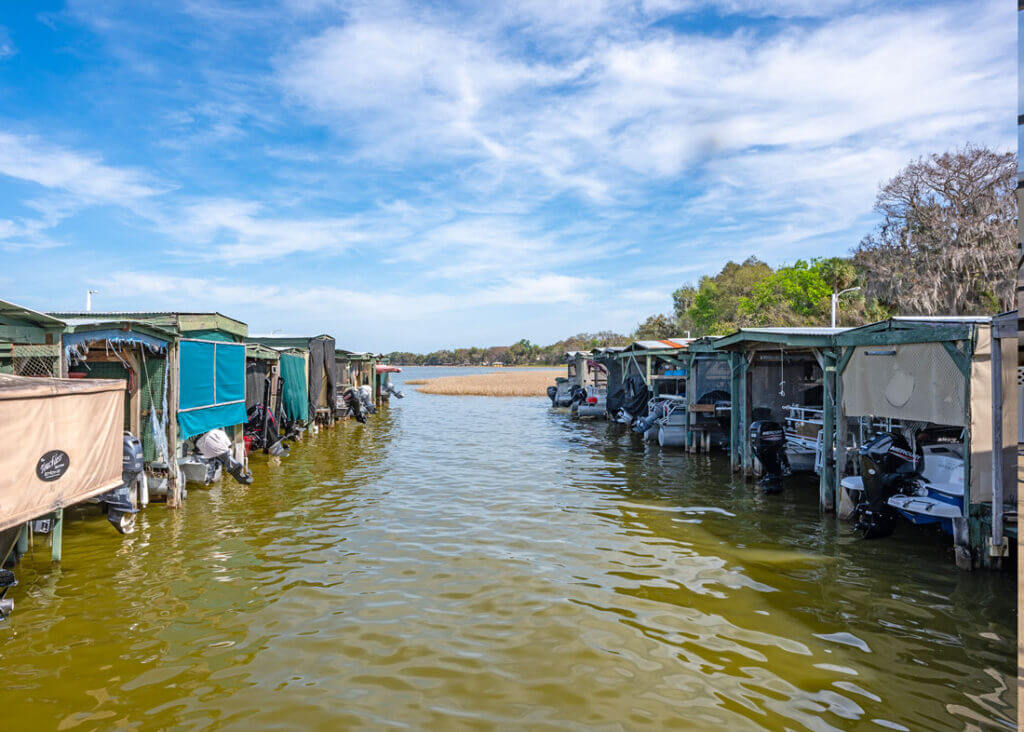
390 145 1016 366
387 333 630 367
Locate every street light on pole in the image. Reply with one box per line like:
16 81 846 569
86 289 99 312
830 286 860 328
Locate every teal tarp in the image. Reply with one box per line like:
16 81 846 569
178 339 247 438
280 352 309 423
183 329 235 342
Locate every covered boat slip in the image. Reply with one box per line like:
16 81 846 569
609 338 731 449
61 318 176 500
834 315 1017 569
248 335 337 424
336 350 379 399
712 328 847 480
51 312 253 504
245 343 280 412
0 374 124 571
0 299 66 378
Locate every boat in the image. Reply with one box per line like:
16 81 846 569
782 404 823 473
844 431 965 537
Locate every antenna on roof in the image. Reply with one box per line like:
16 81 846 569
86 289 99 312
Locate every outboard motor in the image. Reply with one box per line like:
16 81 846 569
0 568 15 619
96 433 143 534
357 385 378 415
546 385 558 406
750 421 788 494
342 388 368 423
633 402 663 434
852 432 921 538
383 382 404 399
196 429 254 485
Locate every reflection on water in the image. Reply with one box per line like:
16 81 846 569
0 367 1016 729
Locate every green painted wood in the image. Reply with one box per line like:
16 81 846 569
836 322 972 346
729 353 740 471
819 352 836 512
940 341 972 378
50 509 63 563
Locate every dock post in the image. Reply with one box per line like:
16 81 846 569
834 347 853 514
729 354 740 471
740 354 751 476
819 351 836 512
50 508 63 563
167 341 182 508
16 524 29 556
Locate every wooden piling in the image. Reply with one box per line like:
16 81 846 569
50 509 63 563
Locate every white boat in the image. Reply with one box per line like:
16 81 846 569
885 443 964 533
782 404 823 473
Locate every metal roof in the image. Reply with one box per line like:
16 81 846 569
622 338 694 352
0 298 65 327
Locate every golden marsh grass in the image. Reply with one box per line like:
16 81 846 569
414 369 561 397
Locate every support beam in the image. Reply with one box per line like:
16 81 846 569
50 508 63 563
833 347 852 507
167 341 182 508
729 353 740 471
990 332 1004 559
16 524 29 556
742 353 753 477
819 351 836 512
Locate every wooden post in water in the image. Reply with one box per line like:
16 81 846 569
819 351 836 512
167 341 182 508
729 353 740 471
50 508 63 563
16 524 29 556
742 354 753 477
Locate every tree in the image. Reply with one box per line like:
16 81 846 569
853 145 1017 315
674 257 773 334
633 313 677 339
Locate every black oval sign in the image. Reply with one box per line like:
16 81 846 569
36 450 70 482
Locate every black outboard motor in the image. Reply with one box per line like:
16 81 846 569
97 433 143 534
852 432 921 538
750 421 787 494
546 385 558 406
342 388 368 423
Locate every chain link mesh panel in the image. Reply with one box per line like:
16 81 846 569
11 343 60 377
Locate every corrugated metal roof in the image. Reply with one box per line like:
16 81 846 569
735 327 850 335
0 298 65 327
891 316 993 324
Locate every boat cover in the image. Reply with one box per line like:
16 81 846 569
0 374 123 531
307 337 336 416
177 339 247 438
280 351 309 423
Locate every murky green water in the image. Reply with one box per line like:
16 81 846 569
0 367 1016 729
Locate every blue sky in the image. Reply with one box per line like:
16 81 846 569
0 0 1014 351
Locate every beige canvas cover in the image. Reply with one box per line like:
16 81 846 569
968 328 1017 505
843 342 966 426
0 373 124 531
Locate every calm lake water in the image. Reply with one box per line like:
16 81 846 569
1 366 1016 729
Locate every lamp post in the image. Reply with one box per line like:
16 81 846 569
86 289 99 312
830 287 860 328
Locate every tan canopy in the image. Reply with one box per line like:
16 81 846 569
0 374 124 532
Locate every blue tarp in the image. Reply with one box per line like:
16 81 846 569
64 328 167 367
178 339 247 438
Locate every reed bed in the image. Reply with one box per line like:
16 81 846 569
404 379 430 385
414 369 561 397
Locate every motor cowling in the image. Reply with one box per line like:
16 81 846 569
852 432 921 538
196 429 254 485
99 433 144 534
750 421 787 494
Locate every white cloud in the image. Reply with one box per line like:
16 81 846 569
0 26 15 59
